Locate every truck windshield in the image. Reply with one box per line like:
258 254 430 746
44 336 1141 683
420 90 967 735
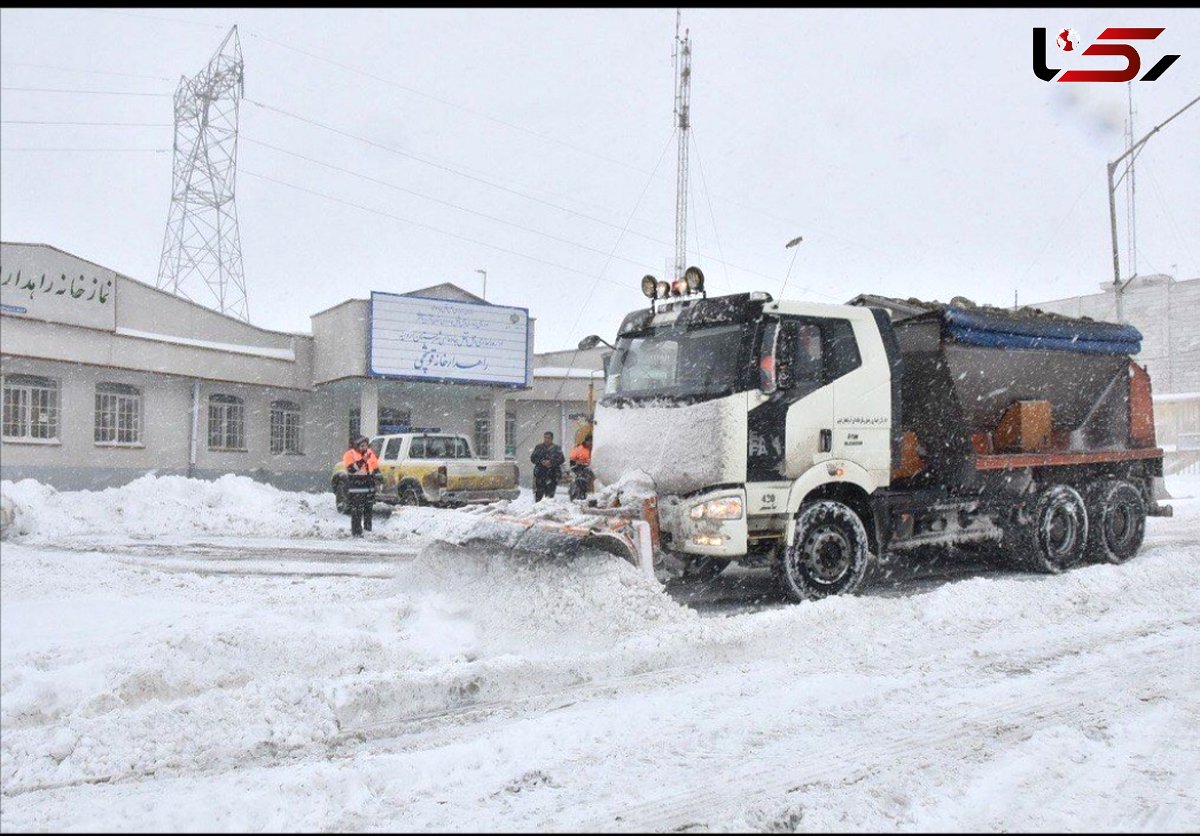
605 323 749 401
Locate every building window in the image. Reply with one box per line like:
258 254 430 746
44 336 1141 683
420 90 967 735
2 374 60 441
270 400 303 454
505 411 517 459
475 412 490 458
379 407 412 433
208 394 245 451
94 382 142 445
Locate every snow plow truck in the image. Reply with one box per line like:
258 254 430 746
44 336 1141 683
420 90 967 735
557 268 1168 601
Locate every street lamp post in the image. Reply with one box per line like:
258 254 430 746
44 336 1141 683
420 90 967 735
779 235 804 297
1106 94 1198 322
475 268 487 300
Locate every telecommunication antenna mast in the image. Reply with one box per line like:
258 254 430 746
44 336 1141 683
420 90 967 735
157 25 249 322
672 10 692 283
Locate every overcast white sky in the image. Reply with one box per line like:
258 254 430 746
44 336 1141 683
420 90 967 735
2 8 1197 351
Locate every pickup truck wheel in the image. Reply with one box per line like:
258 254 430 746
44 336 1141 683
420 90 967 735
777 501 871 602
1085 480 1145 564
333 481 350 515
398 484 422 506
1006 484 1088 574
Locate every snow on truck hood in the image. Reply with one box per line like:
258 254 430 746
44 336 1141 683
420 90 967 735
592 394 748 496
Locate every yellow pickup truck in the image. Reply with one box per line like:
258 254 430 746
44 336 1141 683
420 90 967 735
331 432 520 512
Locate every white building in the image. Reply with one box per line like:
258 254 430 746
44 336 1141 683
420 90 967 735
1028 275 1200 472
1 242 605 490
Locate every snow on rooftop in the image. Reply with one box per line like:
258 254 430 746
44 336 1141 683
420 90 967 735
115 327 296 361
532 366 604 379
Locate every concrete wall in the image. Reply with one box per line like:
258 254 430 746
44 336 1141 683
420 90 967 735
1 356 339 492
1031 277 1199 395
311 300 368 384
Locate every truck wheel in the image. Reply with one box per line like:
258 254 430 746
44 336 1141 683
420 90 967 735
777 501 871 602
1085 480 1146 564
680 556 728 582
398 484 422 506
334 481 350 515
1006 484 1088 574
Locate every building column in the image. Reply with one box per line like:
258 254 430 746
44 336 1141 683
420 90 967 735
491 391 508 460
360 378 379 438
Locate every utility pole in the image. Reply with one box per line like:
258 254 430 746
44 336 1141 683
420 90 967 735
157 26 249 322
672 10 692 283
475 268 487 300
1106 93 1198 322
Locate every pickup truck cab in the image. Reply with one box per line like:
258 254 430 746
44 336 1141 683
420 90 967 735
332 432 520 512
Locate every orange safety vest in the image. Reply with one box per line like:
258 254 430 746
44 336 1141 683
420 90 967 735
342 447 380 474
569 444 591 466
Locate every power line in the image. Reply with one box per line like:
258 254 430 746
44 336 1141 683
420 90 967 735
691 131 731 293
244 98 672 251
241 168 640 288
0 120 171 127
0 86 169 96
243 136 661 272
82 8 226 29
0 147 169 152
0 60 173 81
245 28 653 177
513 130 679 454
245 99 799 291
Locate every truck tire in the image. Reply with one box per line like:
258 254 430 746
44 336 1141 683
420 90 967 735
398 483 423 506
1005 484 1088 574
680 556 728 582
777 501 871 602
1085 480 1146 564
333 480 350 515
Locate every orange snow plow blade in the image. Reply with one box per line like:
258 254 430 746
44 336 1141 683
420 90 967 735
428 502 658 580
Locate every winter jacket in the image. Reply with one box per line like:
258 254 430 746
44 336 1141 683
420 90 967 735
530 442 565 478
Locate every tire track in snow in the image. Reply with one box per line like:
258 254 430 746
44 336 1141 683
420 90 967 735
568 631 1196 832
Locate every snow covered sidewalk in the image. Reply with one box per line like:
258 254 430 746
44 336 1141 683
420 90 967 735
1 475 1198 830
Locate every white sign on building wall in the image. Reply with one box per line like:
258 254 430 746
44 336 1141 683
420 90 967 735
369 291 531 386
0 243 117 331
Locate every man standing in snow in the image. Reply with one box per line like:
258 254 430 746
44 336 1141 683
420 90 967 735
530 431 565 502
342 435 380 537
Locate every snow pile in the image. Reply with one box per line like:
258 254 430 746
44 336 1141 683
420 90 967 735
0 474 378 543
0 533 695 798
391 542 690 659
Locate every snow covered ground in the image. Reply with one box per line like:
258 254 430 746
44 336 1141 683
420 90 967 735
1 474 1198 831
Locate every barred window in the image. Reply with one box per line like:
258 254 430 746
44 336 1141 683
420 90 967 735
207 394 245 451
270 400 303 454
505 411 517 459
3 374 60 441
94 382 142 445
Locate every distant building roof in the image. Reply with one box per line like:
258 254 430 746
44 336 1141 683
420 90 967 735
403 282 488 304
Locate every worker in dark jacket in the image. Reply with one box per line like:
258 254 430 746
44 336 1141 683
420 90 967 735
342 435 380 536
530 431 565 502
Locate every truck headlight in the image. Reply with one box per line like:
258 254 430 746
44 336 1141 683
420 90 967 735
688 496 743 520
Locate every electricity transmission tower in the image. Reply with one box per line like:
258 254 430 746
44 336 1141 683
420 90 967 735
672 10 692 283
157 25 249 322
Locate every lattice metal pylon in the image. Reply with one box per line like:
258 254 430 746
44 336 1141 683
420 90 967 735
672 10 692 284
157 25 249 322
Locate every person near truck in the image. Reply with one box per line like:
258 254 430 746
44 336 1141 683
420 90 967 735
568 434 593 500
530 431 565 502
342 435 380 536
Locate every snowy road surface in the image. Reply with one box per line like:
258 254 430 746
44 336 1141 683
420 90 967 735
1 474 1198 831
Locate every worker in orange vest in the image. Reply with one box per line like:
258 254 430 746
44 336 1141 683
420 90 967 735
342 435 380 536
568 435 593 500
